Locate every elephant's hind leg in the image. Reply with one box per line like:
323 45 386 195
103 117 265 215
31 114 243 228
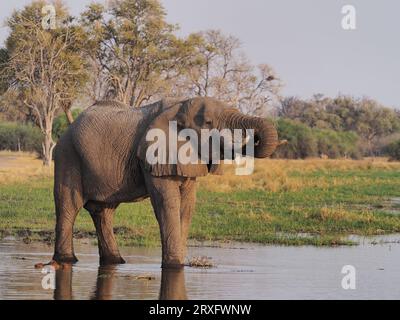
86 202 125 265
53 170 83 264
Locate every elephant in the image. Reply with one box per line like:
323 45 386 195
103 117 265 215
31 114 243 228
52 97 279 268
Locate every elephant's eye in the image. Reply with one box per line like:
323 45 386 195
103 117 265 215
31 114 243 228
205 120 213 126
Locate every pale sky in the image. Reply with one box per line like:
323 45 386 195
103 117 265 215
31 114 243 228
1 0 399 108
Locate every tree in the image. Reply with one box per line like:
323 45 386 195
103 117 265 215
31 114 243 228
178 30 281 115
384 140 400 161
80 0 199 106
274 119 317 159
325 96 400 155
278 95 400 156
52 108 82 140
353 98 400 155
279 96 309 120
1 0 88 165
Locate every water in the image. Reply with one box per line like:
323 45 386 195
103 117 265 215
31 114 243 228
1 236 400 300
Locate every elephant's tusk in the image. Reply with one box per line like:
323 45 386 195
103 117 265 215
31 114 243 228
278 140 288 146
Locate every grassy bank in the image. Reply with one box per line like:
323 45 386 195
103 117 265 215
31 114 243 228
1 152 400 246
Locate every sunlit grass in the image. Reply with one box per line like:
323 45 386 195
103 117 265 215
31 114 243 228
0 151 52 184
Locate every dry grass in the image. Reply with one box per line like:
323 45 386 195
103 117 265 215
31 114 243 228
197 158 400 193
1 152 399 190
0 151 52 185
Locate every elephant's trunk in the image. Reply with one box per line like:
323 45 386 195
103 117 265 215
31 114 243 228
219 110 279 158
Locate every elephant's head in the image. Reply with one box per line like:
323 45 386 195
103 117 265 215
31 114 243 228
137 97 279 177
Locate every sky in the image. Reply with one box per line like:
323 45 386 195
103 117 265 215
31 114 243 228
0 0 399 108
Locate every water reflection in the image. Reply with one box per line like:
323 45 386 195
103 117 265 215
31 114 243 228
54 264 73 300
53 265 187 300
159 269 187 300
91 265 118 300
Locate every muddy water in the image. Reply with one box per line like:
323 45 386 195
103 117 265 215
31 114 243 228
1 236 400 300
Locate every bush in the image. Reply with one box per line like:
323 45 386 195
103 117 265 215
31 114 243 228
384 140 400 161
274 119 318 159
0 122 42 154
274 119 361 159
314 129 361 159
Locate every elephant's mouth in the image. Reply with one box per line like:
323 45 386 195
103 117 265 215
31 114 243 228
254 134 261 147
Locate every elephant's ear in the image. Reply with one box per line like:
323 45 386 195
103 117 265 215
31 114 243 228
137 100 209 178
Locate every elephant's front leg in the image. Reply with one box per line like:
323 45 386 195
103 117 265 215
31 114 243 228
145 174 184 268
180 178 197 258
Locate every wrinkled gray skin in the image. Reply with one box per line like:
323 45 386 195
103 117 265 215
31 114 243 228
53 97 278 268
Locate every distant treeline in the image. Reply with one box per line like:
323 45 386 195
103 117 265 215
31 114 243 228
274 95 400 160
2 96 400 161
0 122 41 154
0 109 81 155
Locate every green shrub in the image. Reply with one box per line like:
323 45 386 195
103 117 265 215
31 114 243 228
0 122 42 153
384 140 400 161
275 119 318 159
274 118 361 159
314 129 360 159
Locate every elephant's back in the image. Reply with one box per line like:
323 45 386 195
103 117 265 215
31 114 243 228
71 104 141 159
59 100 165 202
70 100 164 158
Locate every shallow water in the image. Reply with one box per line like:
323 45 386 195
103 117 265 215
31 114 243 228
1 236 400 300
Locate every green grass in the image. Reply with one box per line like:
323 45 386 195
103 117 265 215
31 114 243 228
1 160 400 247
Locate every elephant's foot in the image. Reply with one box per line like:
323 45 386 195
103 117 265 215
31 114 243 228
100 255 126 266
52 253 79 264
